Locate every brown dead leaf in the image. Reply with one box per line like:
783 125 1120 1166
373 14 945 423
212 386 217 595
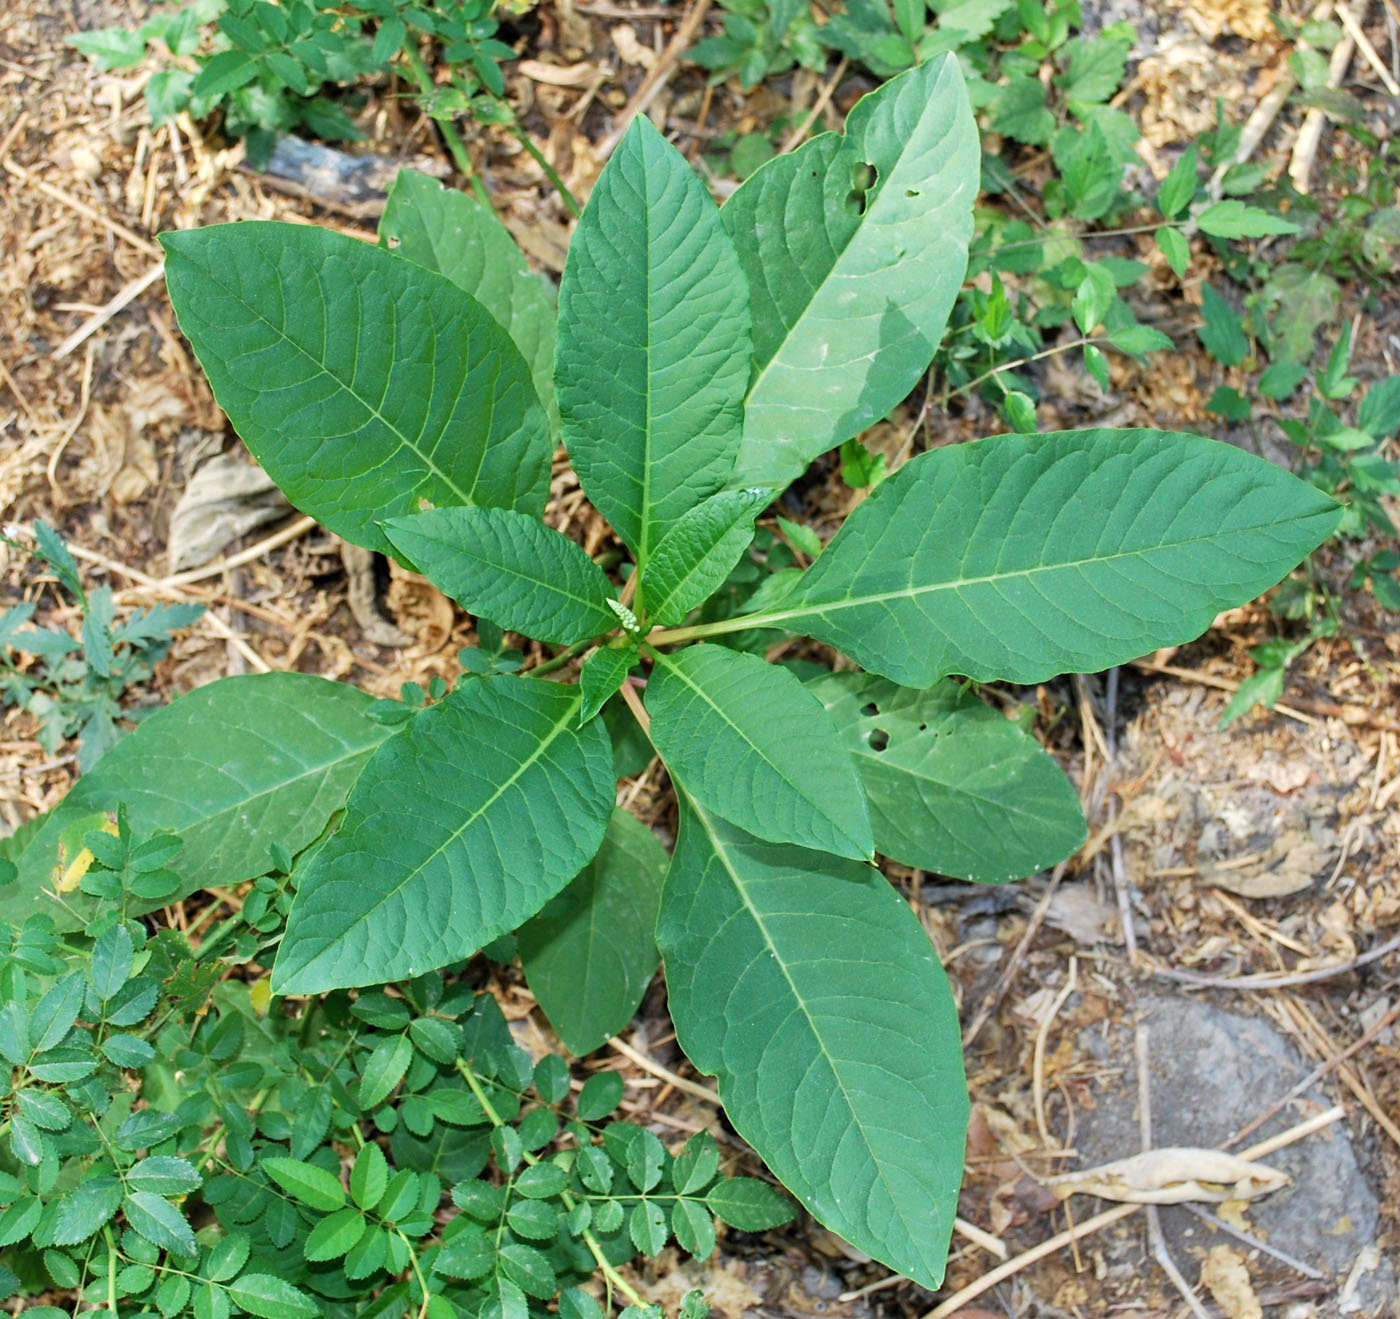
517 60 598 88
1181 0 1274 43
1200 839 1328 899
1200 1245 1263 1319
1045 1148 1288 1203
610 24 655 68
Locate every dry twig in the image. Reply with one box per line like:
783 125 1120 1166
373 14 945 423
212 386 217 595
596 0 714 158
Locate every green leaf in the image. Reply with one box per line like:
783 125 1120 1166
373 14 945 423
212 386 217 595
102 1033 156 1068
722 55 977 486
0 1001 28 1066
1260 361 1308 400
579 647 638 725
1072 264 1115 335
53 1176 123 1245
1083 344 1109 392
1059 34 1128 103
27 1047 98 1084
67 26 149 70
671 1198 716 1259
1155 226 1190 277
560 1289 605 1319
626 1128 666 1192
157 1272 192 1316
1359 377 1400 438
629 1201 668 1255
576 1071 623 1120
1319 323 1358 400
380 169 558 436
639 488 772 625
204 1233 252 1283
409 1016 460 1064
646 646 873 859
507 1198 559 1240
556 115 752 564
160 222 551 556
659 800 964 1288
1218 664 1285 729
17 1090 71 1131
519 809 666 1055
703 1178 793 1231
1106 323 1173 357
123 1192 197 1256
1156 145 1198 217
1196 200 1299 239
350 1141 389 1211
261 1157 346 1213
990 75 1055 145
9 1114 44 1165
510 1163 564 1200
732 429 1341 685
434 1230 495 1280
1197 285 1248 367
481 1275 529 1319
1004 390 1036 433
808 672 1085 881
358 1032 414 1109
274 676 614 993
385 507 618 645
0 1196 42 1247
1206 386 1251 423
840 436 888 489
671 1135 719 1195
89 923 134 1000
192 49 258 98
11 674 391 930
304 1206 369 1261
44 1248 80 1289
30 971 85 1052
127 1157 201 1195
498 1240 558 1299
226 1273 319 1319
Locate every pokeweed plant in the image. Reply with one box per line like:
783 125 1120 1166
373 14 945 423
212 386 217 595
9 56 1341 1291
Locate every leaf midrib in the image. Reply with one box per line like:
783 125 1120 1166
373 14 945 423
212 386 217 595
305 688 579 947
742 60 958 415
192 246 476 506
61 738 379 865
855 739 1054 819
655 653 863 855
404 525 614 631
687 797 934 1272
735 515 1324 634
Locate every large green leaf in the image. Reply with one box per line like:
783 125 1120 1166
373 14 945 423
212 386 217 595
658 799 967 1289
808 672 1085 882
720 55 978 487
273 676 614 994
10 674 391 930
639 487 771 625
384 507 618 645
555 115 752 564
646 645 872 860
379 169 559 438
518 809 666 1054
728 429 1342 685
160 222 551 555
